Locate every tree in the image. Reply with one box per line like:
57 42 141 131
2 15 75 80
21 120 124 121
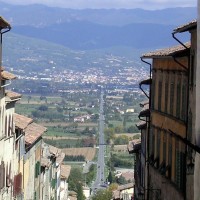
91 189 112 200
38 105 48 111
77 182 86 200
27 96 31 103
107 171 113 184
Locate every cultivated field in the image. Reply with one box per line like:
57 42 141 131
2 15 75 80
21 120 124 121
62 147 96 161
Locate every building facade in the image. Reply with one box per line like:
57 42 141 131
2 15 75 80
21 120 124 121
137 20 197 200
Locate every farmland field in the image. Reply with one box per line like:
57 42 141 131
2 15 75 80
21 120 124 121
62 147 96 161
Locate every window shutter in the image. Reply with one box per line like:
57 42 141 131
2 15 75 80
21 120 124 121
158 81 162 111
170 82 174 115
5 115 7 137
176 82 181 118
165 78 169 113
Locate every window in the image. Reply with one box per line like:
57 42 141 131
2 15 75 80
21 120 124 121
151 76 155 109
181 82 187 121
170 82 174 115
158 81 162 111
176 81 181 118
0 161 5 189
155 129 161 168
190 52 195 86
168 136 172 179
165 76 169 113
175 140 185 191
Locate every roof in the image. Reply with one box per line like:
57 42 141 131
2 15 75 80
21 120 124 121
112 190 120 199
127 139 141 153
118 182 134 191
60 165 71 179
173 20 197 33
56 152 65 164
41 158 51 168
5 90 22 101
25 122 47 146
121 171 134 181
139 103 150 118
141 42 190 58
140 101 149 107
0 16 11 30
139 78 152 85
49 145 61 157
14 113 33 130
136 121 147 130
1 71 16 80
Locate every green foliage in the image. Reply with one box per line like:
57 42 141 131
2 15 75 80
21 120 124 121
68 168 85 200
38 105 48 111
64 155 85 162
116 176 129 185
126 125 138 133
44 139 82 148
104 128 115 144
86 165 96 185
110 153 133 168
91 189 112 200
113 135 129 145
107 171 113 184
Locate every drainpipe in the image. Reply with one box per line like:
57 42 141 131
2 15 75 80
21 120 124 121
140 57 152 200
172 31 190 200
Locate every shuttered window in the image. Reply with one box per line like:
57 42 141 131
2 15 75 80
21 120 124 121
158 81 162 111
5 115 7 137
181 83 187 121
176 82 181 118
165 78 169 113
13 173 22 197
35 161 41 178
0 161 5 189
170 82 174 115
175 140 185 192
151 78 155 109
168 136 172 179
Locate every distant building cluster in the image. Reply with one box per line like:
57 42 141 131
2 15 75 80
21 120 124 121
128 20 197 200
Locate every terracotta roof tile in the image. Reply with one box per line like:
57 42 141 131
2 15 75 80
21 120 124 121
0 16 11 29
5 90 22 100
112 190 120 199
1 71 16 80
60 165 71 179
25 122 47 145
118 182 134 191
41 158 51 168
56 152 65 164
14 113 33 130
49 145 62 157
127 139 141 153
136 121 147 130
173 20 197 33
142 42 190 58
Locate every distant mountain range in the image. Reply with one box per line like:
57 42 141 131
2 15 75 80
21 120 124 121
0 2 196 27
0 2 196 50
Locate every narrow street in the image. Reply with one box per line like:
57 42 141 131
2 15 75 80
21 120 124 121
92 89 106 191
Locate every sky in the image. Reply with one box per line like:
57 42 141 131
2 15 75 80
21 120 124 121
1 0 197 9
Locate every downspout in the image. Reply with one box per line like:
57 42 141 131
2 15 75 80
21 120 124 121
141 57 152 200
172 31 189 200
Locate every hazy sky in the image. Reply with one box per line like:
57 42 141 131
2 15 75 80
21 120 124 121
1 0 197 9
